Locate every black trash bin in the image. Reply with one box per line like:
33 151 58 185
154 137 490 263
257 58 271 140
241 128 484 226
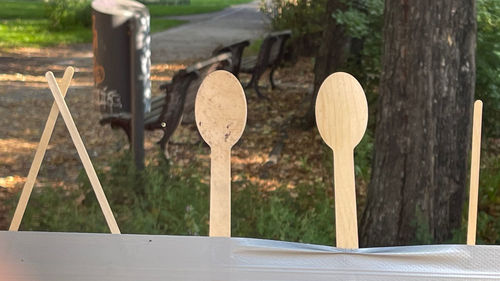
92 0 151 115
92 0 151 169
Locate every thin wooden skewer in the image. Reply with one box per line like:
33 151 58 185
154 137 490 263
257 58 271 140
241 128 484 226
467 100 483 245
45 71 120 234
9 67 74 231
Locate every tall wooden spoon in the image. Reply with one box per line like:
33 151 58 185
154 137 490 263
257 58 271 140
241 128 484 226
195 70 247 237
315 72 368 249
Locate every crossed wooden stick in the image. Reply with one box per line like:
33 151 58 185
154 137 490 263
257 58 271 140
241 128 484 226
8 67 120 234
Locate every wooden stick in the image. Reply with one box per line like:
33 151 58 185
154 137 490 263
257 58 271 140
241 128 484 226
315 72 367 249
467 100 483 245
45 71 120 234
9 67 74 231
209 148 232 237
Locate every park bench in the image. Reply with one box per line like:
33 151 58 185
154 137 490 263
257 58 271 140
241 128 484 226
240 30 292 98
99 52 231 151
212 39 250 78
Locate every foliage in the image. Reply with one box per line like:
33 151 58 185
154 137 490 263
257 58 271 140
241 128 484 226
264 0 327 57
0 19 91 47
0 0 91 47
233 177 335 244
44 0 92 30
451 154 500 245
0 0 251 47
333 0 384 96
9 152 335 245
476 154 500 244
10 148 499 245
0 0 45 19
267 0 383 119
476 0 500 137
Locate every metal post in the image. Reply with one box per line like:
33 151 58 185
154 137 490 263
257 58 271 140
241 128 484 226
129 12 151 170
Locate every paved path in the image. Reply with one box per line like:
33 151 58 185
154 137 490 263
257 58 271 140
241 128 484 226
0 0 270 102
151 0 270 63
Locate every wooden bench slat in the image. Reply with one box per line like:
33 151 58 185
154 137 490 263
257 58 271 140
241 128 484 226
240 56 258 72
100 53 232 152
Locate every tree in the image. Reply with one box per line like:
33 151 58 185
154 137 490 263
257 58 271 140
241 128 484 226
360 0 476 246
302 0 349 128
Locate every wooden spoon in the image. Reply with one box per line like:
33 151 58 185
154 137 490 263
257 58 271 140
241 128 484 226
315 72 368 249
195 70 247 237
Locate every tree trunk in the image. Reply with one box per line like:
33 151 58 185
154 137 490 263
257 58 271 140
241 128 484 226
360 0 476 246
302 0 349 128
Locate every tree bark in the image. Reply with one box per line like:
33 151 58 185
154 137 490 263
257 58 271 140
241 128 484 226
360 0 476 246
302 0 349 128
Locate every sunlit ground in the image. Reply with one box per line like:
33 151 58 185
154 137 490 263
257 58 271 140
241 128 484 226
0 45 335 231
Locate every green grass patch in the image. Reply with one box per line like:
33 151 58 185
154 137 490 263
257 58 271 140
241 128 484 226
0 0 253 47
0 0 91 47
0 0 45 19
7 152 335 245
0 19 91 47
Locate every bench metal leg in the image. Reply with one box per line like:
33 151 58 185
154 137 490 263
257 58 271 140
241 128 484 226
269 67 277 89
245 75 256 90
157 125 174 152
109 123 132 144
246 71 267 99
253 80 266 99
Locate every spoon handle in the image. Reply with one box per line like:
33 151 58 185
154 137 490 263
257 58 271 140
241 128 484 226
333 148 359 249
209 147 231 237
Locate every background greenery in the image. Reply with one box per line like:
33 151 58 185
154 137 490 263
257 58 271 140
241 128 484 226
9 145 499 244
9 152 336 245
270 0 499 138
268 0 500 244
0 0 252 47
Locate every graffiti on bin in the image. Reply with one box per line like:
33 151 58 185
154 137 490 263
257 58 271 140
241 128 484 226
94 87 123 114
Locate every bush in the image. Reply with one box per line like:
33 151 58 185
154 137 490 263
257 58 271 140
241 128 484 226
264 0 327 57
44 0 92 30
476 0 500 138
9 151 335 244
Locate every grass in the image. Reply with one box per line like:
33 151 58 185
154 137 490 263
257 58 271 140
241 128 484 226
0 0 45 19
0 0 91 47
7 152 335 245
0 0 253 47
0 19 91 47
7 145 500 245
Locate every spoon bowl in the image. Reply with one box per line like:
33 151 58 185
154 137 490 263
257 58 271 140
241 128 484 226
315 72 368 150
195 70 247 149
